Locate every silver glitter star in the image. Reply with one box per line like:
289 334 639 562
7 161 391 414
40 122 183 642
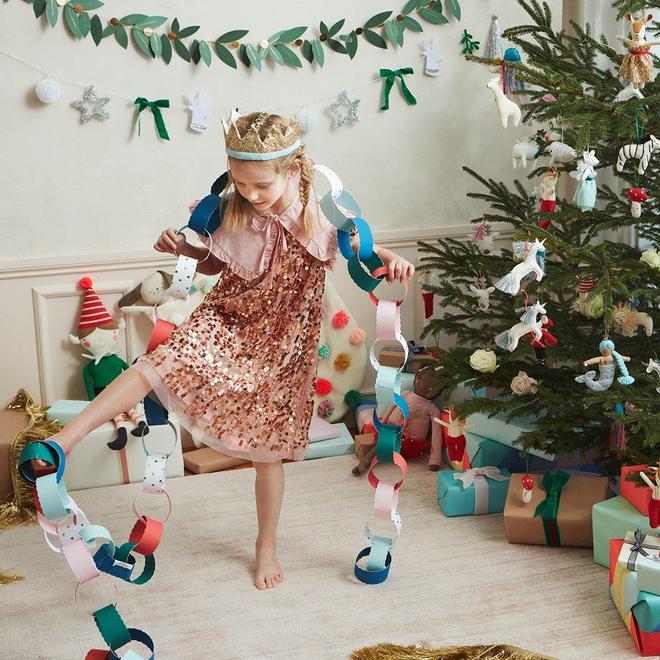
328 89 360 128
72 85 111 123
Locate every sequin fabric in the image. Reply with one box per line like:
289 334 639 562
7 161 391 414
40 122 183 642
131 224 326 463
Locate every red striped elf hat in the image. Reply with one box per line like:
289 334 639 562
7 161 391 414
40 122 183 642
77 276 117 337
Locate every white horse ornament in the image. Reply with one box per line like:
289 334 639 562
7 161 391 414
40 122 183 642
495 301 547 352
495 238 546 296
644 358 660 394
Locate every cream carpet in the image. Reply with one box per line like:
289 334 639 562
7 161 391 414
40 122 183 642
0 456 639 659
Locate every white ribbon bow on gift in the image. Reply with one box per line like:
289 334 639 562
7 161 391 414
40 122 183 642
453 467 508 515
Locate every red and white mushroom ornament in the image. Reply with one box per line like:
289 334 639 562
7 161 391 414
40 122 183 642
521 473 534 503
626 187 649 218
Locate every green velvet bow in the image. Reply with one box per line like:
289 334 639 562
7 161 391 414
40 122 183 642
534 470 570 546
134 97 171 141
379 67 417 111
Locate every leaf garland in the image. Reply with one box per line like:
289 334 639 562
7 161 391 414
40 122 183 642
18 0 460 70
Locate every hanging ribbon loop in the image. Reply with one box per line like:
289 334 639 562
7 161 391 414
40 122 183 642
134 97 171 141
379 68 417 111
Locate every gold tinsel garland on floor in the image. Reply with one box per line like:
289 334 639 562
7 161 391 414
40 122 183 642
0 389 62 584
351 643 556 660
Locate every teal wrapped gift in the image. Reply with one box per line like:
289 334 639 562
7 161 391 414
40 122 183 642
638 556 660 596
592 496 660 568
304 423 354 460
437 467 511 516
47 400 89 424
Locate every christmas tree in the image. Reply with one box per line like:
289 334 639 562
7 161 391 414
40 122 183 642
417 0 659 474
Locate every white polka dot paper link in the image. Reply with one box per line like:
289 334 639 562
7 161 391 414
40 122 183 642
166 254 198 299
143 452 168 494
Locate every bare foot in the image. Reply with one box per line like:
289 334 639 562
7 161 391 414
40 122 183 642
254 541 284 590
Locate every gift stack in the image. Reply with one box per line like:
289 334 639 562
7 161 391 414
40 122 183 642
504 470 609 547
377 341 436 374
610 531 660 655
437 466 511 516
593 465 660 568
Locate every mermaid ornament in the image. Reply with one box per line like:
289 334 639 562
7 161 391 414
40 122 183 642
575 339 635 391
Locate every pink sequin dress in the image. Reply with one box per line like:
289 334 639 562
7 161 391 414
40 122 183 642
131 188 338 463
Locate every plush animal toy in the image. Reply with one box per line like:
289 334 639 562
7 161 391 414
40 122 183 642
487 76 521 128
69 277 148 449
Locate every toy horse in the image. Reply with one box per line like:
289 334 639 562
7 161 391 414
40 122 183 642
494 301 546 352
495 239 546 296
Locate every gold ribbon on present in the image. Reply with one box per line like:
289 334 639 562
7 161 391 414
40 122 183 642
0 389 62 584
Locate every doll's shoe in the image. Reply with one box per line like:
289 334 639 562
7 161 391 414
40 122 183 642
131 421 150 437
429 463 440 472
107 426 128 450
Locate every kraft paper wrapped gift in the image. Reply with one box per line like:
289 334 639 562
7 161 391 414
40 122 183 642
354 433 376 460
504 470 609 547
621 465 653 516
304 423 354 460
63 415 184 491
592 496 659 568
609 538 660 656
0 409 31 502
437 467 511 516
183 448 248 474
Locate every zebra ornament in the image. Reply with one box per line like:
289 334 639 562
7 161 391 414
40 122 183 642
617 135 660 176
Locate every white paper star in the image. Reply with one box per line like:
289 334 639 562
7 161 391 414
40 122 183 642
328 89 360 128
72 85 111 123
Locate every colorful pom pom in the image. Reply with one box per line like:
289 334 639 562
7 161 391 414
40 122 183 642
344 390 362 407
332 310 350 329
334 353 351 371
318 344 330 359
317 400 334 418
315 378 333 396
349 328 366 345
79 276 93 290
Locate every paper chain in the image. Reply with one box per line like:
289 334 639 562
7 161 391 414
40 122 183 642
190 164 410 583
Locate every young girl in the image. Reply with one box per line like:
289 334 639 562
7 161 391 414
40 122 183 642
42 111 415 590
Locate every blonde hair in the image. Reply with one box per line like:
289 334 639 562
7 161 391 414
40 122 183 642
222 113 316 241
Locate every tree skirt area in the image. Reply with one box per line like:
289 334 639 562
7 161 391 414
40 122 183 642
0 455 639 659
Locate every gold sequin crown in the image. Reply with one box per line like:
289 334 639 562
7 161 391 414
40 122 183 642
222 111 301 160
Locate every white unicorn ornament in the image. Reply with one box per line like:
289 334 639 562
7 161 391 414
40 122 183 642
495 239 546 296
494 301 547 352
486 76 521 128
645 358 660 394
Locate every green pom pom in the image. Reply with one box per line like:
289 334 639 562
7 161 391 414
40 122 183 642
318 344 330 359
344 389 362 407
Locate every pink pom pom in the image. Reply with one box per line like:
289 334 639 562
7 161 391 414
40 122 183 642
317 400 334 418
315 378 333 396
349 328 366 345
79 276 93 291
332 310 350 328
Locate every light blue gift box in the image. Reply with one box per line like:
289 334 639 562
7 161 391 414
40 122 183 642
304 423 354 460
47 400 89 424
437 467 511 516
592 496 660 568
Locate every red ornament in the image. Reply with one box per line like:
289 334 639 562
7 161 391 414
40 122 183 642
315 378 332 396
521 474 533 490
527 316 558 349
332 310 350 328
78 276 93 290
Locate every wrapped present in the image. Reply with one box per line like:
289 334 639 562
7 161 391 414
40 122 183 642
378 348 406 369
504 470 609 547
619 530 660 571
308 415 342 443
304 423 354 460
593 496 659 568
437 467 511 517
0 409 31 502
183 447 248 473
64 415 184 491
638 556 660 596
609 538 660 655
354 433 376 460
47 399 90 424
622 465 652 516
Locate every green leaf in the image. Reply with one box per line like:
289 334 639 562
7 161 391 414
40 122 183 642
328 19 345 37
45 0 58 28
217 29 249 43
402 0 418 14
319 20 329 36
78 0 103 9
32 0 46 19
402 15 423 32
272 26 306 43
419 7 449 24
311 38 324 67
362 28 387 49
385 19 402 47
133 28 152 57
245 43 262 70
364 11 392 29
266 44 283 65
64 5 81 38
90 14 103 44
135 16 167 29
101 24 115 38
301 39 313 63
199 39 212 66
115 23 128 48
190 40 201 64
238 43 251 67
326 38 347 54
214 41 237 68
171 17 180 34
445 0 461 20
120 14 147 26
161 34 172 63
150 31 162 57
177 25 200 39
273 43 302 68
344 31 358 59
78 11 91 37
173 38 191 61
